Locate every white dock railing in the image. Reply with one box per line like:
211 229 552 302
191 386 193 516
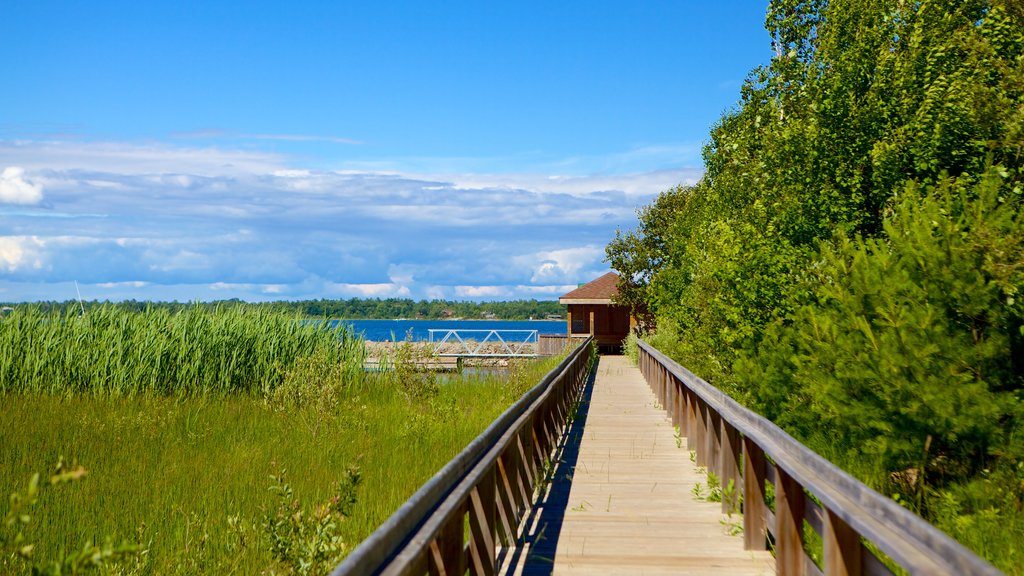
428 329 539 357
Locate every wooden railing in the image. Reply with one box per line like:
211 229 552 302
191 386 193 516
537 333 589 356
331 337 594 575
637 340 1001 576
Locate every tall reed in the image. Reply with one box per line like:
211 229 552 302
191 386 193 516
0 304 365 396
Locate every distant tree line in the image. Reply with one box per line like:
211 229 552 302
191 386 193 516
608 0 1024 568
1 298 565 321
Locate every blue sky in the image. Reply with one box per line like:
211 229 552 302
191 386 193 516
1 1 771 302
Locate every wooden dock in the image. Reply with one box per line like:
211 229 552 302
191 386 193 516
505 355 774 575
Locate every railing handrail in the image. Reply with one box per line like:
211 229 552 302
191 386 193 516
332 336 593 575
637 339 1001 575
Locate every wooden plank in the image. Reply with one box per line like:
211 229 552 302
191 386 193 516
495 456 517 545
469 466 497 576
743 437 768 551
429 505 465 576
695 397 708 467
721 419 741 515
824 509 863 576
707 407 722 478
775 467 806 576
512 355 773 575
686 388 698 452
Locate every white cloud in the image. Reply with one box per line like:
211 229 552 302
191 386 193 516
97 281 148 288
0 138 682 301
455 285 509 298
0 167 43 204
0 140 285 177
0 236 45 272
332 283 411 297
513 246 606 284
172 130 363 146
444 168 701 198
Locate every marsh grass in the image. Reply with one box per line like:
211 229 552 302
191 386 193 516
0 305 564 573
0 304 365 396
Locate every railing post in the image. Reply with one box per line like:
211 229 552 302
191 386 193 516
686 388 698 452
671 373 679 426
495 450 518 546
469 464 497 576
706 408 722 478
743 437 768 551
663 362 671 407
824 509 862 576
516 425 537 503
429 504 466 576
776 467 807 576
720 419 741 514
694 398 708 467
675 376 686 432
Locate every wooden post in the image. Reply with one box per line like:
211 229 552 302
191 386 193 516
686 389 698 452
495 452 518 545
743 437 768 551
469 465 497 576
824 509 862 576
676 378 687 433
720 420 741 515
429 504 466 576
695 398 708 467
659 365 666 414
706 407 722 478
776 467 806 575
667 373 675 426
510 430 530 514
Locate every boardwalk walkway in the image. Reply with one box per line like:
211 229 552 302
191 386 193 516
504 355 774 575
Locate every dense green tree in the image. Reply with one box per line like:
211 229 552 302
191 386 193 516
609 0 1024 567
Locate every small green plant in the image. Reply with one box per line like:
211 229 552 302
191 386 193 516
622 331 641 363
692 472 722 503
268 347 362 438
720 517 743 536
674 426 683 449
262 465 361 576
2 458 141 575
534 458 556 498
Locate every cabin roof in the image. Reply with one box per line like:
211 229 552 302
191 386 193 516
559 271 620 305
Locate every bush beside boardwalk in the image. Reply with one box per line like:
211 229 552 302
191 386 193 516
0 305 563 574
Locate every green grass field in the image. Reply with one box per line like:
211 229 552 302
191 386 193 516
0 306 559 575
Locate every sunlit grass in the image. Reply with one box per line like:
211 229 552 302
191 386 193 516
0 305 561 574
0 304 364 396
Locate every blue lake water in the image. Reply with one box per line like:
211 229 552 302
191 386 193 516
332 319 566 342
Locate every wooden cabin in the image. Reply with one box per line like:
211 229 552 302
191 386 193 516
559 272 634 353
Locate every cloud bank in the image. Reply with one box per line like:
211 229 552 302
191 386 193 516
0 139 701 302
0 167 44 204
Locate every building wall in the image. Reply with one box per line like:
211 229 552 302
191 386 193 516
566 303 631 351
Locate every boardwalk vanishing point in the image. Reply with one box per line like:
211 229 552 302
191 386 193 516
505 355 774 575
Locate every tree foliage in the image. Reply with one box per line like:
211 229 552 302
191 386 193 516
609 0 1024 568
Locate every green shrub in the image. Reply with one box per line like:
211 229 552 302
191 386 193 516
739 168 1024 511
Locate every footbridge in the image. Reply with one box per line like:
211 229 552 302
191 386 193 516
333 338 1001 575
429 329 540 358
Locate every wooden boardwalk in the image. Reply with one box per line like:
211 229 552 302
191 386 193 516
504 355 774 575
